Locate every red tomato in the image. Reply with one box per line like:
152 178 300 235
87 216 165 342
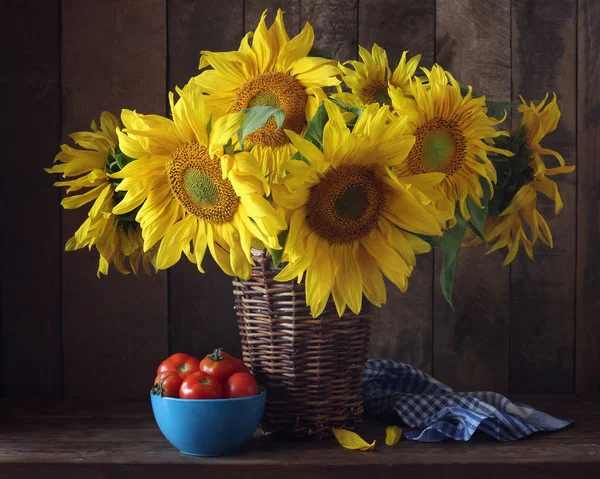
223 372 259 399
152 370 183 398
221 351 251 374
199 349 236 384
179 371 222 399
157 353 200 379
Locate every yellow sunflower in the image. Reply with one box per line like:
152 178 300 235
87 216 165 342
111 82 286 279
478 93 575 265
45 112 156 276
193 9 341 181
273 101 448 317
390 65 513 224
332 44 421 108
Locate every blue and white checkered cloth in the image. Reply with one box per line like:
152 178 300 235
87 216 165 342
362 359 572 442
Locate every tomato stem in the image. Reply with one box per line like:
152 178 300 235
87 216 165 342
208 348 224 362
151 376 166 397
176 363 187 373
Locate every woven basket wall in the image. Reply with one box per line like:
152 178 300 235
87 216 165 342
232 250 371 439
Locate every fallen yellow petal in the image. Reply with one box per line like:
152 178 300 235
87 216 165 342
385 425 403 446
332 428 376 451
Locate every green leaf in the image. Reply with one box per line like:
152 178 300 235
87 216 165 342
303 101 329 149
268 230 288 267
330 98 363 118
113 153 131 170
308 47 335 60
224 138 236 156
416 234 441 249
511 155 532 177
288 102 328 165
487 125 534 215
106 160 120 175
485 100 519 120
466 178 491 246
290 150 311 165
438 211 469 309
108 145 135 172
237 106 285 149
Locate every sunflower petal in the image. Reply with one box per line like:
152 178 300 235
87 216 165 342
156 215 197 270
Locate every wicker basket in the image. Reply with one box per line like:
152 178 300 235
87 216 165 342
232 250 371 439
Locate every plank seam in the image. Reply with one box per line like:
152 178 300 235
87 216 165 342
58 0 65 398
508 0 513 393
573 0 579 394
356 0 360 54
165 0 172 357
431 0 437 377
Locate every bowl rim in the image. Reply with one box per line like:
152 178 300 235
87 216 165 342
150 389 266 403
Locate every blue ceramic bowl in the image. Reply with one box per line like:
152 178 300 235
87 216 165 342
150 390 266 456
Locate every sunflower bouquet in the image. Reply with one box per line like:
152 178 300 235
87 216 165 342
47 10 574 318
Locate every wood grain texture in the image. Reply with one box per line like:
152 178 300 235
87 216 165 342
245 0 301 36
2 464 599 479
60 0 168 398
301 0 358 61
359 0 435 371
1 396 599 479
2 0 599 399
358 0 435 66
576 0 600 393
0 1 62 397
167 0 244 360
168 0 244 90
510 0 577 393
433 0 511 392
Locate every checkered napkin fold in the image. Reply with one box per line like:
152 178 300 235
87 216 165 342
362 359 572 442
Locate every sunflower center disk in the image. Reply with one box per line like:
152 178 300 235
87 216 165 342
167 143 239 223
407 118 467 176
363 80 391 105
182 169 219 206
307 165 384 244
232 72 308 148
248 90 281 108
334 185 369 220
422 130 457 169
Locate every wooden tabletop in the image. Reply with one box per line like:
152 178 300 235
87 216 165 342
1 395 599 478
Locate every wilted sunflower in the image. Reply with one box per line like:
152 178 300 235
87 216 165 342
273 101 447 317
473 93 575 265
193 9 341 181
45 112 156 276
112 82 286 279
332 44 421 108
390 65 513 224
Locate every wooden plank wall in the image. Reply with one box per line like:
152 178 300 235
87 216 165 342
363 0 436 374
434 0 512 392
510 0 577 393
60 0 169 398
167 0 245 363
1 0 62 397
1 0 598 398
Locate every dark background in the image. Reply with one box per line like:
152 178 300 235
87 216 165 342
1 0 598 398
